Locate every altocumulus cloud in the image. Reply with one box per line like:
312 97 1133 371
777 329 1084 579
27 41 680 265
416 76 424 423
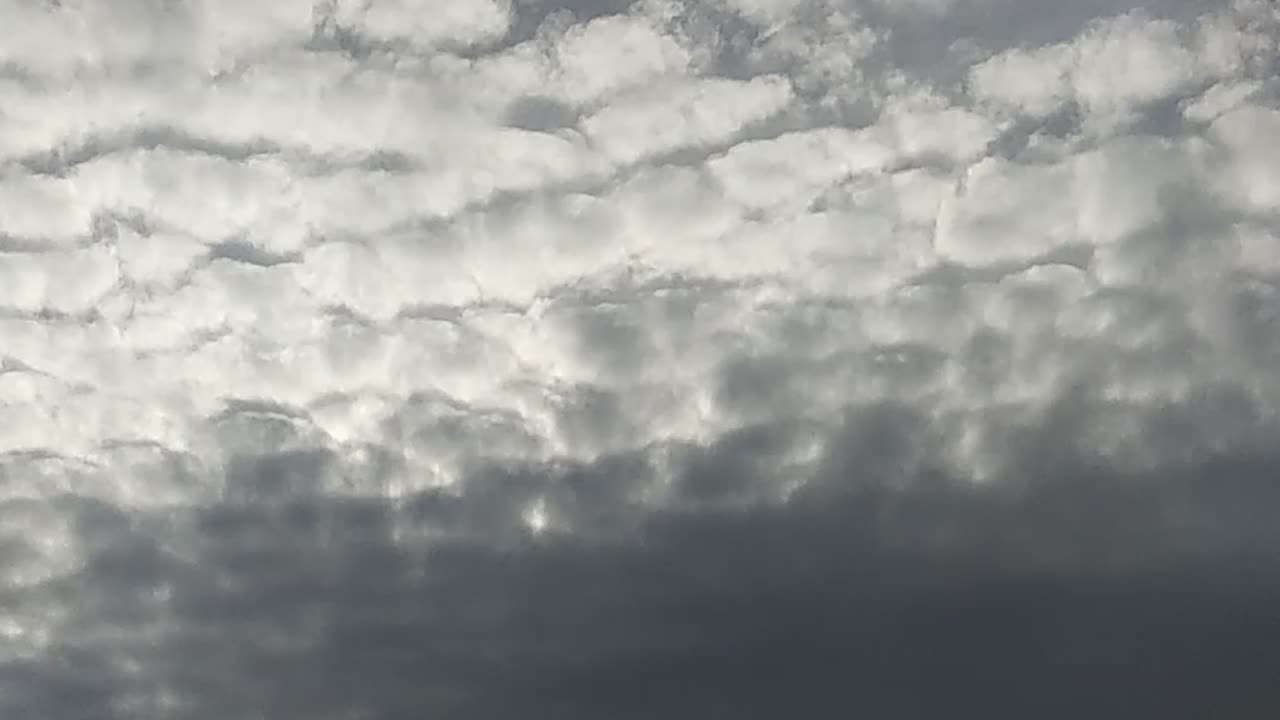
2 0 1280 717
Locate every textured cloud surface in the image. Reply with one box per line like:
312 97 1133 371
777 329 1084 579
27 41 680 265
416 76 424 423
3 0 1280 717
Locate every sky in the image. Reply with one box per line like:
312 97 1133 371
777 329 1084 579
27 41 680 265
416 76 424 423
2 0 1280 717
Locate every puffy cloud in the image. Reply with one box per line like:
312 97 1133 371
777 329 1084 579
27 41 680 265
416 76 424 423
2 0 1280 716
581 73 794 163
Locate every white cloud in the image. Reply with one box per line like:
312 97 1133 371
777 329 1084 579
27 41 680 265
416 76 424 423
552 13 693 105
0 0 1275 505
709 126 896 213
970 6 1274 132
1072 14 1200 116
582 74 793 163
1209 106 1280 212
358 0 512 49
0 245 119 315
0 172 87 242
881 86 999 162
969 42 1075 117
1182 79 1261 123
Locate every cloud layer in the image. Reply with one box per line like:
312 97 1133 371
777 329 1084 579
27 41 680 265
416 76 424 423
2 0 1280 716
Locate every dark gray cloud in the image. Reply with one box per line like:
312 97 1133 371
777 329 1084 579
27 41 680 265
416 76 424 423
5 404 1280 719
3 0 1280 717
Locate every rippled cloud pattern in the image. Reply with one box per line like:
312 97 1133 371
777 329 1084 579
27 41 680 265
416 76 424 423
2 0 1280 717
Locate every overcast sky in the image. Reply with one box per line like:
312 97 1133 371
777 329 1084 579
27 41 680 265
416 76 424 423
2 0 1280 717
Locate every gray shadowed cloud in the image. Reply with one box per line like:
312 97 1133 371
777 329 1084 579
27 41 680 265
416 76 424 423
3 0 1280 718
5 398 1280 718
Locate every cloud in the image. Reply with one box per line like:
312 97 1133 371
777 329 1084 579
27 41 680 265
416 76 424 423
2 0 1280 716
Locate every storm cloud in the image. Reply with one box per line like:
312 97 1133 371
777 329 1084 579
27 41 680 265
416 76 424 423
2 0 1280 717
